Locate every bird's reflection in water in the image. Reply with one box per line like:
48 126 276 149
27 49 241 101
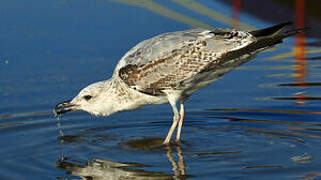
56 137 191 179
120 138 188 179
57 158 172 180
166 145 186 177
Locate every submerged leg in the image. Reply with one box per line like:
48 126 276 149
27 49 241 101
176 103 185 142
163 100 180 144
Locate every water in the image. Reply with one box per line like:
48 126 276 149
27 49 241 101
1 0 321 179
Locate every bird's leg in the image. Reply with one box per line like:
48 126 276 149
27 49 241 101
163 101 180 144
176 103 185 142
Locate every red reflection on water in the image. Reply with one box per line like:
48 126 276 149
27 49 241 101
293 0 307 104
231 0 241 28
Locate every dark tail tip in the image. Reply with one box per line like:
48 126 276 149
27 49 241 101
250 22 293 38
250 21 310 40
282 26 310 38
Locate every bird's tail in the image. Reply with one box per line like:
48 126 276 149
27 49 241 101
250 22 294 38
249 22 309 47
233 22 308 55
201 22 308 73
281 27 309 38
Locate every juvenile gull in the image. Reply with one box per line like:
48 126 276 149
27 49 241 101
54 22 306 144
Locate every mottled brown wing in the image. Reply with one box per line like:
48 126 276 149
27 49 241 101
117 29 254 96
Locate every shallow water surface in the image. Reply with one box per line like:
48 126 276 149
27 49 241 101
1 0 321 179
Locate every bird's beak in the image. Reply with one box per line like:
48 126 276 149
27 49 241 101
54 100 78 117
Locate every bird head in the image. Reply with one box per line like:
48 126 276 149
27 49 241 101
54 81 113 117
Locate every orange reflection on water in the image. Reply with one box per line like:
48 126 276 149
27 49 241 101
231 0 242 28
293 0 308 104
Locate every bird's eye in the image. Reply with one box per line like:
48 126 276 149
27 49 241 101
83 95 92 101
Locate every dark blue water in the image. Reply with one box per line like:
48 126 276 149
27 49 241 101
1 0 321 179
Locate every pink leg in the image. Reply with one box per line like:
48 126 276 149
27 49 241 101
163 100 180 144
176 103 184 142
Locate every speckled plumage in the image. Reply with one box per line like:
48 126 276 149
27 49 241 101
54 22 306 144
117 28 254 98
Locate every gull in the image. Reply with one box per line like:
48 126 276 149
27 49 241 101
54 22 306 144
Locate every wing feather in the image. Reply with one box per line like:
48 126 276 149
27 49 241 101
116 28 255 96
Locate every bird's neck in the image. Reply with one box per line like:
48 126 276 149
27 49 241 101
98 78 147 116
